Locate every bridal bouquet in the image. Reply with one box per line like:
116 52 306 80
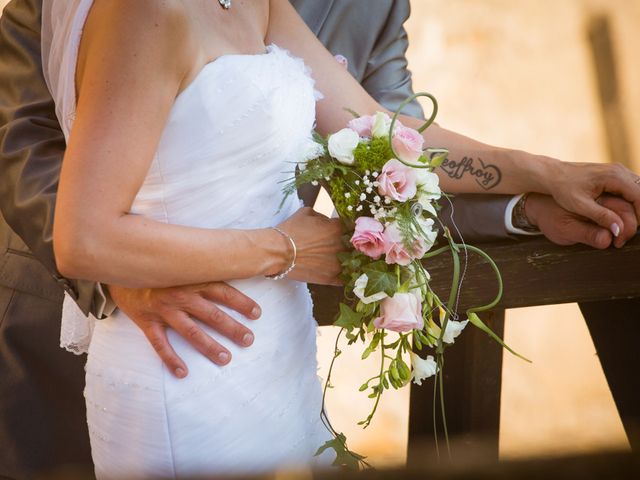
283 93 527 468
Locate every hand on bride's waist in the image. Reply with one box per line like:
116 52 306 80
271 207 345 287
106 282 261 379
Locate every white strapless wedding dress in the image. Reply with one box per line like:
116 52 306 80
41 1 332 478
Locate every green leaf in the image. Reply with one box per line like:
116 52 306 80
361 333 380 360
361 346 374 360
314 434 366 470
427 148 448 168
346 331 358 342
362 260 391 273
312 130 328 146
467 311 532 363
426 290 434 308
336 251 354 264
399 277 414 293
416 329 434 348
333 303 364 332
397 358 411 382
344 107 361 118
414 333 423 350
383 339 401 349
362 269 396 297
389 360 400 382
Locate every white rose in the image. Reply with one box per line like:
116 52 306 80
371 112 393 138
416 170 441 200
328 128 359 165
416 217 438 251
417 194 438 217
410 353 438 386
353 273 388 304
442 319 469 344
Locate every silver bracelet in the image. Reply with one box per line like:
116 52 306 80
265 227 297 280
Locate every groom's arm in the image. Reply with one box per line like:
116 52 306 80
298 0 514 240
360 0 514 243
0 0 107 315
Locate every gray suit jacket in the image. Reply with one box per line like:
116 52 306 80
0 0 512 320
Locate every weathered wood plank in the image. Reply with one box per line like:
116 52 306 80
425 234 640 312
310 235 640 326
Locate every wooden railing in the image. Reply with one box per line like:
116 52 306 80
426 234 640 311
310 234 640 461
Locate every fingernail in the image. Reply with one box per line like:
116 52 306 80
251 306 261 319
242 333 254 346
218 352 231 364
611 223 621 237
175 368 186 378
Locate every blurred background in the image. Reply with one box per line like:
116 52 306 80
1 0 637 471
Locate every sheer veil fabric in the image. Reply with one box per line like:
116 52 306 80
41 1 333 477
42 0 99 355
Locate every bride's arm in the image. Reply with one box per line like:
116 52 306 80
53 1 342 288
266 0 640 235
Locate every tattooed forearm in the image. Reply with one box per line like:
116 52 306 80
439 156 502 190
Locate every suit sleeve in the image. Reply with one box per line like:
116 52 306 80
364 0 514 243
0 0 113 317
360 0 423 119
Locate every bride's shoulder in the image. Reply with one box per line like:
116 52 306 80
74 0 197 104
79 0 194 83
84 0 192 57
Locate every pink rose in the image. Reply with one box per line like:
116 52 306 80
373 292 424 333
351 217 386 259
377 159 418 202
410 236 429 261
348 115 375 138
392 125 424 164
383 222 428 266
383 222 413 266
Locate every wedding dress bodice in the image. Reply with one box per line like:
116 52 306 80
42 1 332 477
128 46 321 229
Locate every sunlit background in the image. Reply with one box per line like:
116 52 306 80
1 0 637 470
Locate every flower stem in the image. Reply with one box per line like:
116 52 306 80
363 331 386 429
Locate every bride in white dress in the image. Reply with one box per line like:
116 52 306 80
44 1 348 477
42 0 630 478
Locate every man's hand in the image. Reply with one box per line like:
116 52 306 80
526 193 638 249
547 161 640 238
107 282 261 378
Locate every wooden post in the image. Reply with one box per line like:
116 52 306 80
587 14 634 168
407 309 505 465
